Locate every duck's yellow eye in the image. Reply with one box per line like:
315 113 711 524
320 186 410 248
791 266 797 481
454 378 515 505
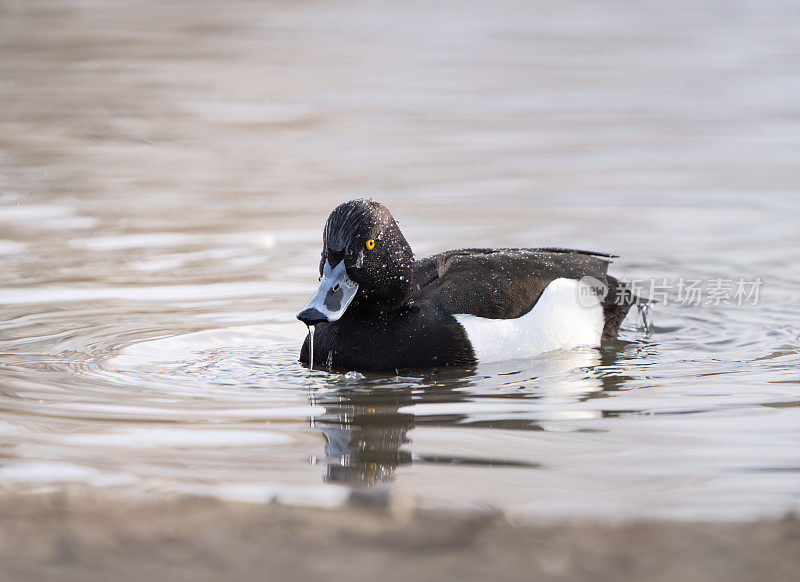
365 238 375 251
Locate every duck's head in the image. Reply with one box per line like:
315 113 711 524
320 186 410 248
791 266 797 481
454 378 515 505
297 200 414 325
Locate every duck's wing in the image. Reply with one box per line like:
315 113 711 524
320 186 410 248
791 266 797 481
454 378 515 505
412 248 634 338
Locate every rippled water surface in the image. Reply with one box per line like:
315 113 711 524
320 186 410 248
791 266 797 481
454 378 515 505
1 0 799 520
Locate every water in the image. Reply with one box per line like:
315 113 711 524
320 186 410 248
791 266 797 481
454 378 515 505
1 0 799 520
307 325 314 372
638 304 654 334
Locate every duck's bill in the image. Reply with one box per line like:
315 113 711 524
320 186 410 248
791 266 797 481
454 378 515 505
297 260 359 325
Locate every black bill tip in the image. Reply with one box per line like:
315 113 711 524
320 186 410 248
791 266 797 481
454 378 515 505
297 307 328 325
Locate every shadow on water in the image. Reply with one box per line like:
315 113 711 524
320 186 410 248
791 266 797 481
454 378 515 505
308 342 643 487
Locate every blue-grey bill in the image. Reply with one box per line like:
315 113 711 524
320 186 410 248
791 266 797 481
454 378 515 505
297 260 359 323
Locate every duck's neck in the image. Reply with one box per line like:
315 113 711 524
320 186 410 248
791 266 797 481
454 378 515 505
345 295 413 320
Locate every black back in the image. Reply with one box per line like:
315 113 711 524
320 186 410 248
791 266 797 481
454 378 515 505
412 247 613 318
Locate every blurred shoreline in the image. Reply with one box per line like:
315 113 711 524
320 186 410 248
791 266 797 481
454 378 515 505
1 492 798 582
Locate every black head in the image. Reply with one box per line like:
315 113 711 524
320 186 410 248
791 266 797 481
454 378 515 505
322 199 414 309
297 200 414 325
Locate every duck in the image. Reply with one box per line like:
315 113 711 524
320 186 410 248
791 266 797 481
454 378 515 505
297 199 638 371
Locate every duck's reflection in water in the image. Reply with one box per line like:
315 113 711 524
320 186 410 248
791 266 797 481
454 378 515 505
309 346 637 487
314 388 415 486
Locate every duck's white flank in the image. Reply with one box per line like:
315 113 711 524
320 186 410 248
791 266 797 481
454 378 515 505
454 278 604 363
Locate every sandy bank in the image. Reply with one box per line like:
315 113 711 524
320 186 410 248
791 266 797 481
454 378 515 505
1 493 797 582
